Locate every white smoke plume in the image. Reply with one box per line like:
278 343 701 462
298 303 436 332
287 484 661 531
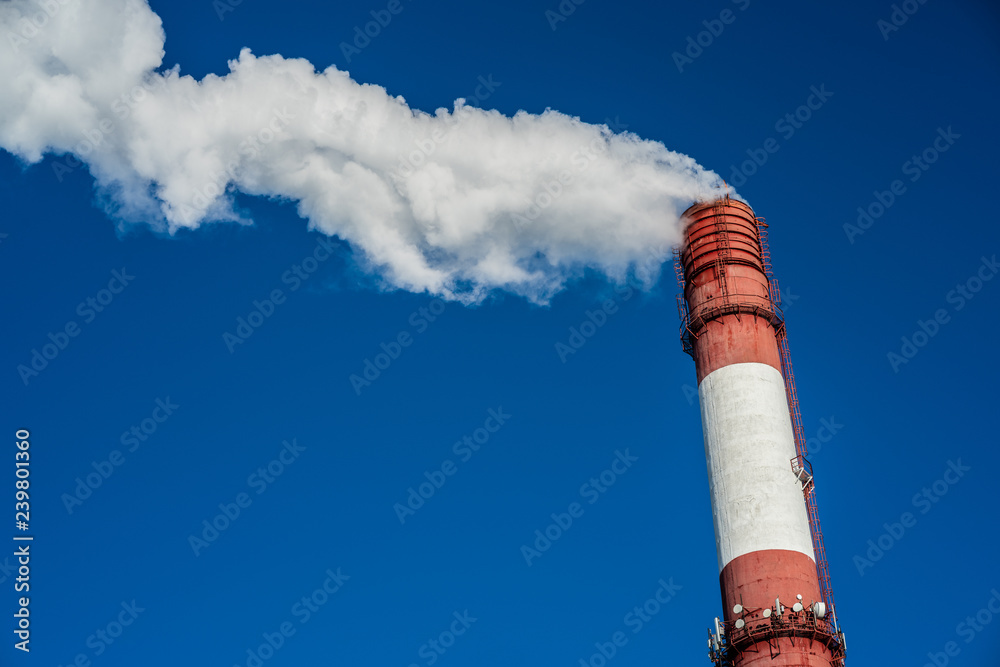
0 0 727 303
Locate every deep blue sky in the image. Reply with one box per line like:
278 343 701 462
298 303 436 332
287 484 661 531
3 1 1000 666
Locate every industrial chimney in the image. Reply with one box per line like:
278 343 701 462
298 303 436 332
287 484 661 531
675 197 846 666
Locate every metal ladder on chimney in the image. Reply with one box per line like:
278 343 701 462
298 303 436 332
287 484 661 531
757 217 841 643
714 200 731 306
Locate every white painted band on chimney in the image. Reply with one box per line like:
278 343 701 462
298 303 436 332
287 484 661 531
698 362 816 571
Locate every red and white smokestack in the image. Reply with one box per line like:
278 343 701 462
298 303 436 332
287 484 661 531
678 197 845 667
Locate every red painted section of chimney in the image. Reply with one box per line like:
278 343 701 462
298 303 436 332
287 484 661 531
678 198 783 382
720 550 834 667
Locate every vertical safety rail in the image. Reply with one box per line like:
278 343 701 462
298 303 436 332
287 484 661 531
758 218 844 666
674 248 693 356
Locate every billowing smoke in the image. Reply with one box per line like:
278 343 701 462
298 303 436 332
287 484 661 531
0 0 726 303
